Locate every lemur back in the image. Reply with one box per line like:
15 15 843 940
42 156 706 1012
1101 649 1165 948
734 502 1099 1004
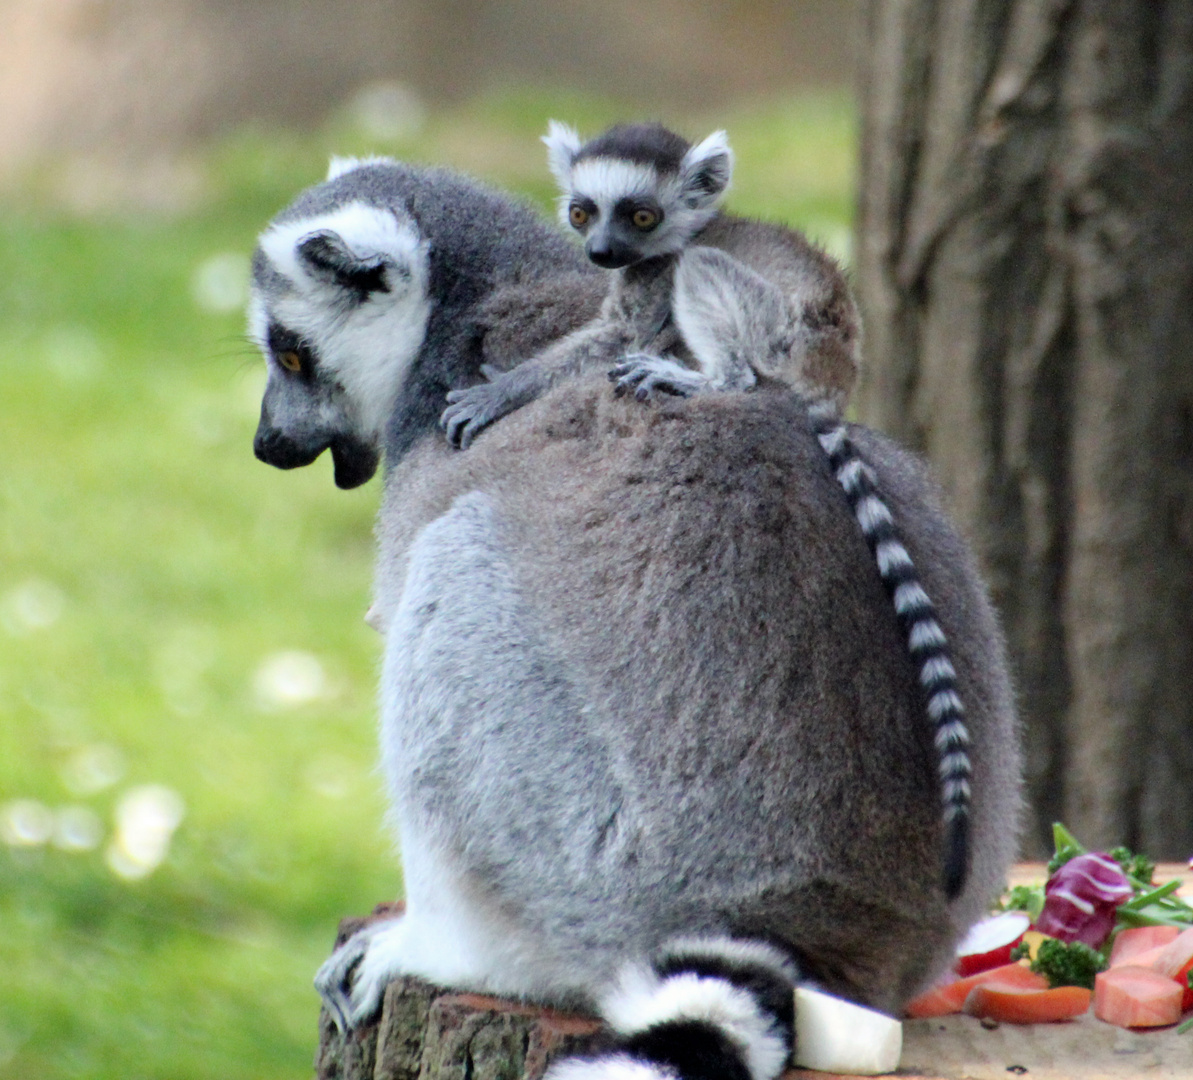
441 122 972 897
248 158 1020 1080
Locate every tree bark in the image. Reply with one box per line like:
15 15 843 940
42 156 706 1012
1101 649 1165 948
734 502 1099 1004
856 0 1193 856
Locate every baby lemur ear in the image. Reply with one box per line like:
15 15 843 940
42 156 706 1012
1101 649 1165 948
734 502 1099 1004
543 120 584 189
296 230 392 298
679 130 734 208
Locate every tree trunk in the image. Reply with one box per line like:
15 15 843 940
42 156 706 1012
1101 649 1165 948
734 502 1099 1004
856 0 1193 857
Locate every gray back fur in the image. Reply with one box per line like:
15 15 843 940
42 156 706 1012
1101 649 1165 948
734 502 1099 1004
373 380 1021 1013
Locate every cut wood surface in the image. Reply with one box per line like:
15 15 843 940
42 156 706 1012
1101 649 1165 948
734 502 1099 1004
316 868 1193 1080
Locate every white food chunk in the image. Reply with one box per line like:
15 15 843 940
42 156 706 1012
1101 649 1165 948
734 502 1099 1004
793 986 903 1075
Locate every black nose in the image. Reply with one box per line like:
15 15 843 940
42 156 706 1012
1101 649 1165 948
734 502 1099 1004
253 422 326 470
586 240 638 270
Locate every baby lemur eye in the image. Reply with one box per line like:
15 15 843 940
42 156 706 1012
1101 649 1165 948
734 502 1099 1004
569 204 590 228
632 208 660 231
278 350 303 373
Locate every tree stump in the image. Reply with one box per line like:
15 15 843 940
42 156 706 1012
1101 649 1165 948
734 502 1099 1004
313 909 605 1080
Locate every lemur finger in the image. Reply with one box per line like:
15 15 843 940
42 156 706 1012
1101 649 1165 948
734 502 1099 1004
459 422 481 450
441 406 470 447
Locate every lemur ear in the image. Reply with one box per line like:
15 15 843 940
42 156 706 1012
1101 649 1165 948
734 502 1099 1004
679 130 734 208
326 155 397 181
296 230 391 297
327 156 363 181
543 120 583 190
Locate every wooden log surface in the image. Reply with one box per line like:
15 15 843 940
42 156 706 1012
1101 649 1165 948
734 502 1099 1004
316 867 1193 1080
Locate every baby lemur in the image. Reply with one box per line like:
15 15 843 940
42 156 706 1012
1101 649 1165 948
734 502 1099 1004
442 122 972 899
439 121 859 448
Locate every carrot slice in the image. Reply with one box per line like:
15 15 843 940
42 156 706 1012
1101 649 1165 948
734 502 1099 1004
963 984 1091 1024
1109 926 1180 967
905 961 1048 1018
1147 927 1193 1010
1094 965 1184 1028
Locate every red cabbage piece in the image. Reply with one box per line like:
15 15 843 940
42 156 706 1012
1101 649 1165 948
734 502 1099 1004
1035 852 1133 948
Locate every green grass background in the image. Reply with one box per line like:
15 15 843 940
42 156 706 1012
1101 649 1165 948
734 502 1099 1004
0 91 855 1080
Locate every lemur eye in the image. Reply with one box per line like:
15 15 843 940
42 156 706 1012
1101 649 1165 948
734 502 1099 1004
632 208 660 230
569 203 589 229
278 350 303 373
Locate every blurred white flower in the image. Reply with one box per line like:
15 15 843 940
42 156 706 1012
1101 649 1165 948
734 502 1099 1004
347 81 426 142
53 806 104 851
106 784 185 880
1 579 65 635
61 743 126 796
253 650 328 710
1 800 54 847
191 252 250 314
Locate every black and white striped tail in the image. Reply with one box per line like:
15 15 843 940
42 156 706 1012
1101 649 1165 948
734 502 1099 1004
809 403 972 900
545 938 797 1080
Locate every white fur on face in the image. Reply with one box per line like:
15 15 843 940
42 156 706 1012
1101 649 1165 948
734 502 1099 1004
562 159 717 258
567 159 666 208
255 201 432 445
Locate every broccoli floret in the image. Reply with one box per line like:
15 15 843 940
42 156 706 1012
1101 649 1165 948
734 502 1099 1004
1029 938 1106 990
1000 884 1045 921
1009 941 1031 962
1109 845 1156 885
1046 845 1082 875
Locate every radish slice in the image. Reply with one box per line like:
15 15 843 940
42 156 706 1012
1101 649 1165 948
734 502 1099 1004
794 987 902 1075
955 912 1032 976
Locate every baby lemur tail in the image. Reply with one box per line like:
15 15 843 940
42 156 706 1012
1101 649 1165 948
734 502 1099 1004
810 403 972 899
547 938 797 1080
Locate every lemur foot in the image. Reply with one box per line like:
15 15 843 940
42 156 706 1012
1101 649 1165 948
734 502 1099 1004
315 918 406 1032
609 354 711 403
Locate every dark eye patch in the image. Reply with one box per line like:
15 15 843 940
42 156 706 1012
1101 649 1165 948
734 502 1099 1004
613 198 664 227
267 322 317 379
571 197 598 222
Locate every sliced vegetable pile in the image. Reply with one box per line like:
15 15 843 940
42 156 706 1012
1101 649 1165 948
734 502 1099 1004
907 823 1193 1033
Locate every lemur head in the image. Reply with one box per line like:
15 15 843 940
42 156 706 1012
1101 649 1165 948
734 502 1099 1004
247 157 432 489
543 121 734 269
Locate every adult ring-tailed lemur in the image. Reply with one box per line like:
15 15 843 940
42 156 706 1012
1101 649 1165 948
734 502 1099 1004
440 122 974 900
247 155 1021 1080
